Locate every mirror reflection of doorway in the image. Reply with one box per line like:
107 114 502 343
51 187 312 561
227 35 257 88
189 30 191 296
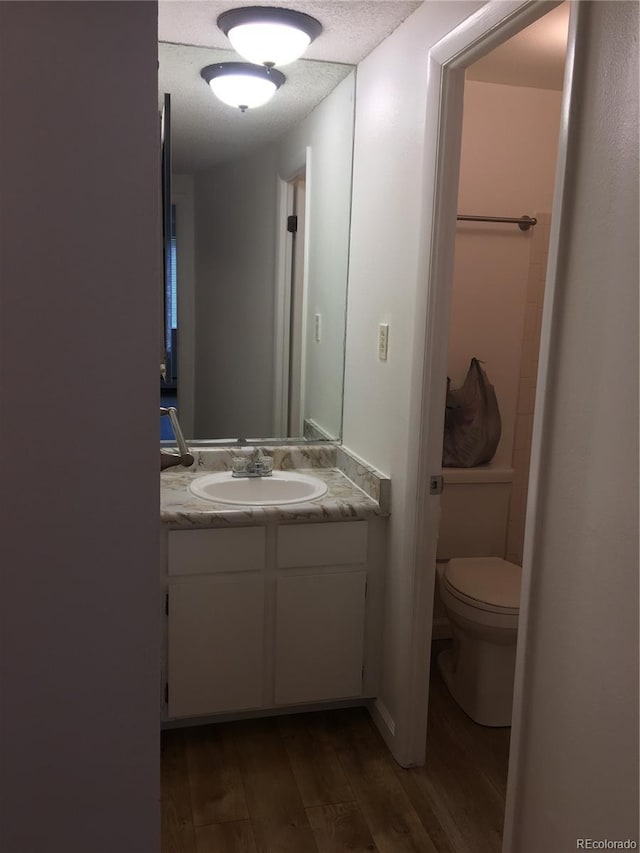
288 174 306 437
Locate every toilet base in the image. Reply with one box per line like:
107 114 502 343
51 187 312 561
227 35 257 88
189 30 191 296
437 634 516 727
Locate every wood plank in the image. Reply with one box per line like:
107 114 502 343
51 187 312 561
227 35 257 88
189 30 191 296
393 771 456 853
161 669 510 853
395 650 509 853
195 820 257 853
403 736 504 853
161 729 197 853
427 658 511 800
278 714 355 807
185 724 249 826
232 718 319 853
306 802 379 853
306 707 373 751
329 710 441 853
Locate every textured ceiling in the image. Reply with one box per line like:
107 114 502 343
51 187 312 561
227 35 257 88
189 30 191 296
159 1 569 173
159 1 422 65
159 1 421 172
159 43 354 172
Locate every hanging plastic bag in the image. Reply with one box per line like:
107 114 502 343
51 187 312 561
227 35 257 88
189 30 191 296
442 358 501 467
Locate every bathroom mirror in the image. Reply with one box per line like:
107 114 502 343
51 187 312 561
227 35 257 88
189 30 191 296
159 42 355 443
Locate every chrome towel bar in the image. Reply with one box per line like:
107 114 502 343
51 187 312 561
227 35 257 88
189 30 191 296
457 214 537 231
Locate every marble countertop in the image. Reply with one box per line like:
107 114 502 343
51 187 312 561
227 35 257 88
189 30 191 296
161 466 385 529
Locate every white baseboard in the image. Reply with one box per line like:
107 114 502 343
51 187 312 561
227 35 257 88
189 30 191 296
369 697 397 755
161 697 368 729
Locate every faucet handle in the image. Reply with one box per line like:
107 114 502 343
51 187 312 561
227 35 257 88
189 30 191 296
230 450 273 477
231 456 249 475
257 454 273 475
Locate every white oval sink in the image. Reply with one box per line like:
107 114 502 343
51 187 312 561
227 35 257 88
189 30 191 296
188 470 328 506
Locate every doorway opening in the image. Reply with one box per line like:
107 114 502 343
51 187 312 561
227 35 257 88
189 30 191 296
425 6 569 848
396 0 578 846
432 2 568 626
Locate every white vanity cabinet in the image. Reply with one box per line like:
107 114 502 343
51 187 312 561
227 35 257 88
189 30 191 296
163 517 383 722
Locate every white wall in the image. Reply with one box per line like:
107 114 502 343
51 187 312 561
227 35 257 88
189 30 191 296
277 73 356 439
504 1 639 848
0 3 160 850
192 73 355 440
342 0 485 751
450 80 562 466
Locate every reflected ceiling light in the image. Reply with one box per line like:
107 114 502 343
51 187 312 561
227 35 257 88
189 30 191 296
200 62 285 112
217 6 322 68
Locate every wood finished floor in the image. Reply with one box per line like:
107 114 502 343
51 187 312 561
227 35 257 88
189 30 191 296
161 642 511 853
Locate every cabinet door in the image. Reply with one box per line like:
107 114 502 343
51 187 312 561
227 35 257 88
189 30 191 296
275 571 366 705
168 576 264 718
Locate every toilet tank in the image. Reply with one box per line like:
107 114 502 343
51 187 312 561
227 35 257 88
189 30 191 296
437 465 513 560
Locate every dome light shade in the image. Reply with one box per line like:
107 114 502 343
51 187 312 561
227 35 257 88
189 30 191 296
217 7 322 67
200 62 285 111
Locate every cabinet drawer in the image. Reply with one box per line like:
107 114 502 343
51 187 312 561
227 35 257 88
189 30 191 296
168 527 265 576
277 521 367 568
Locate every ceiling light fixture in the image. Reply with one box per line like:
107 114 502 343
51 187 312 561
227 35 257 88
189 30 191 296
200 62 286 112
217 6 322 68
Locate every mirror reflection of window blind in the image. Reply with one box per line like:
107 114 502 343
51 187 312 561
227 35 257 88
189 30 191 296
165 205 178 386
170 223 177 330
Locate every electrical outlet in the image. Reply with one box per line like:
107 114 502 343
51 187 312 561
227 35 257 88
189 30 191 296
314 313 321 342
378 323 389 361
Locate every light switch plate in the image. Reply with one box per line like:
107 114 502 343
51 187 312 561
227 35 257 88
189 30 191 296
378 323 389 361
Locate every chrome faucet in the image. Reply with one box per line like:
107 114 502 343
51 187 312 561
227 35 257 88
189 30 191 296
160 407 194 470
231 446 273 478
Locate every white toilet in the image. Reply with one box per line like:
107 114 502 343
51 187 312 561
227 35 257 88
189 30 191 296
435 466 522 727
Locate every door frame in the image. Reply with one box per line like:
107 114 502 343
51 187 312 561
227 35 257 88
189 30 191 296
287 174 307 436
273 176 295 435
273 149 311 437
400 0 578 819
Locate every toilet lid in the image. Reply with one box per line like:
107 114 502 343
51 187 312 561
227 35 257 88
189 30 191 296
444 557 521 610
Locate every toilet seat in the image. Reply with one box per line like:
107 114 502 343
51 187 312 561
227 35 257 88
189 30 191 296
443 557 521 614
